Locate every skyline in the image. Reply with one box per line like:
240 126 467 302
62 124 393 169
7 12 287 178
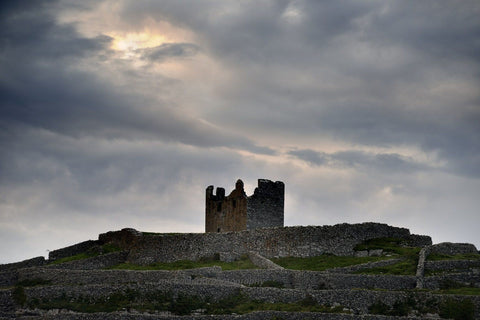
1 0 479 263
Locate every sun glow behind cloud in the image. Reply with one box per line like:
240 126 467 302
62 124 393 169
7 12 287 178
108 31 168 52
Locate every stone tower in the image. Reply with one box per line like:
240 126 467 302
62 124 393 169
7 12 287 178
205 179 284 233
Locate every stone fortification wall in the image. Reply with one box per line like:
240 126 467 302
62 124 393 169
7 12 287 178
246 179 284 230
44 251 128 270
426 242 478 256
48 240 99 261
119 223 431 265
0 256 46 272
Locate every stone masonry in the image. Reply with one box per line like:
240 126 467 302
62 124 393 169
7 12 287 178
205 179 284 233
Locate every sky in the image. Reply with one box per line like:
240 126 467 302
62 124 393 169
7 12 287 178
1 0 479 264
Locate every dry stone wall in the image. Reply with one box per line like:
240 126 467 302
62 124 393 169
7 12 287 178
0 256 46 272
119 223 431 265
48 240 99 261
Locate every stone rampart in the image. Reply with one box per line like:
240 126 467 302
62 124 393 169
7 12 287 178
0 256 46 272
118 223 431 265
44 251 128 270
48 240 99 261
426 242 478 256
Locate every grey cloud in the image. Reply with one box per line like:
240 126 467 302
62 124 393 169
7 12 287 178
289 149 429 174
140 43 200 62
0 1 271 155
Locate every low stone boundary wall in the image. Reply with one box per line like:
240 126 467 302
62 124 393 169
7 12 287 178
18 267 417 291
247 252 283 269
326 258 403 274
425 259 480 272
7 310 442 320
423 272 480 289
0 271 17 288
44 251 129 270
21 284 480 318
217 270 416 290
0 289 15 316
18 267 222 286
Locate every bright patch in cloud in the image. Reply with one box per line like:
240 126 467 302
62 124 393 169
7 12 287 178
108 31 168 52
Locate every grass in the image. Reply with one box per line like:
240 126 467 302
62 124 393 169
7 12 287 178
427 253 480 261
354 237 419 256
109 255 257 271
352 237 421 275
355 258 418 275
49 243 121 265
271 254 388 271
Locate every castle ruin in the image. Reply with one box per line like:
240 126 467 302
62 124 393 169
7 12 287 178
205 179 284 233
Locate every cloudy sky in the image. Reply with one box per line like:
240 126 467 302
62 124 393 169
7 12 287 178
1 0 479 263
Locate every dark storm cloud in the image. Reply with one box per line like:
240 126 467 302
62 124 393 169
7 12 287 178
1 0 479 263
122 0 480 178
140 43 200 62
0 0 270 154
289 149 428 174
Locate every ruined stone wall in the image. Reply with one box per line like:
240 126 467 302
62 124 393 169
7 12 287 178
246 179 284 230
205 180 248 233
48 240 99 261
205 179 284 233
120 223 431 265
0 256 46 272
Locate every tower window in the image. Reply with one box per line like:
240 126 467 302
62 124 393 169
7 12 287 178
217 203 222 212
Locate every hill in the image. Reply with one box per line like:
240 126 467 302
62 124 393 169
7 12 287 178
1 223 479 319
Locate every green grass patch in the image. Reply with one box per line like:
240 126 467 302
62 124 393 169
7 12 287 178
109 255 257 271
427 253 480 261
356 258 418 275
355 237 420 256
439 298 474 320
271 254 387 271
437 287 480 296
12 286 26 306
49 244 121 265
